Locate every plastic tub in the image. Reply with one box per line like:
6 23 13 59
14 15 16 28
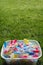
1 40 42 63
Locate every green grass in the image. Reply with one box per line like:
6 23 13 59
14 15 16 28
0 0 43 65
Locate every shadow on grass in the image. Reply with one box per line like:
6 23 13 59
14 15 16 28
3 60 34 65
3 59 43 65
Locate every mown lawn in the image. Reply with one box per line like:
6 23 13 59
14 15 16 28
0 0 43 65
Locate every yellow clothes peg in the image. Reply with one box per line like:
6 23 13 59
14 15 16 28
24 39 29 45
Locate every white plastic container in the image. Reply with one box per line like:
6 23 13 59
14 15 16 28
1 40 42 63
